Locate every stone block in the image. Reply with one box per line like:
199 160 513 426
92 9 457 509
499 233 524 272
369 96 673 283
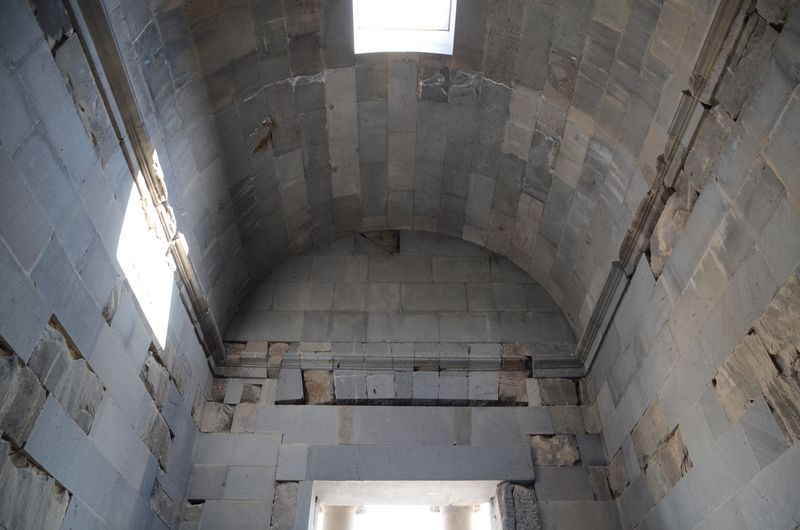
606 449 629 498
269 482 299 530
533 466 593 501
140 400 172 468
0 146 53 273
231 403 259 434
0 439 69 529
276 444 308 482
0 349 46 447
631 397 669 469
679 384 729 463
714 333 779 425
754 272 800 367
657 335 715 430
203 499 272 530
366 373 395 404
412 370 438 405
438 372 468 405
764 356 800 446
530 435 580 466
538 378 578 406
224 466 275 501
499 371 528 405
199 402 235 433
643 427 692 504
333 371 368 404
303 370 334 405
140 354 171 411
276 369 304 404
589 466 613 501
550 406 585 434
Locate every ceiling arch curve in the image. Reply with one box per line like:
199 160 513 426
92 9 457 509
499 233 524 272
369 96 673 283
108 0 720 342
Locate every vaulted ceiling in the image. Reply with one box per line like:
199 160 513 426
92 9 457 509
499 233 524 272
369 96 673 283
107 0 718 338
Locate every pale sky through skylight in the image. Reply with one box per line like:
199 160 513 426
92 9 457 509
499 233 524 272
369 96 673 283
352 0 457 54
317 504 491 530
357 0 452 30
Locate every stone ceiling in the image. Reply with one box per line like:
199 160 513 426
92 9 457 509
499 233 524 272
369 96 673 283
108 0 719 339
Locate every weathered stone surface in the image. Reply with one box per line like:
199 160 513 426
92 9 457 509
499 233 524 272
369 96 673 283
493 482 542 530
499 371 528 405
199 401 234 433
649 191 692 277
140 354 170 411
764 357 800 445
643 427 692 504
303 370 335 405
631 397 669 468
0 439 69 529
589 466 612 501
756 0 797 27
754 273 800 371
606 448 629 498
268 343 289 379
209 378 227 403
0 348 46 447
141 401 172 468
269 481 299 530
150 476 179 528
530 435 580 466
241 383 262 404
181 502 204 523
583 404 602 434
538 378 578 405
159 340 190 397
511 484 541 530
715 333 779 425
27 323 104 433
230 402 258 434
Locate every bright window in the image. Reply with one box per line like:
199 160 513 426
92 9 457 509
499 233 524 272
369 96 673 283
353 0 458 54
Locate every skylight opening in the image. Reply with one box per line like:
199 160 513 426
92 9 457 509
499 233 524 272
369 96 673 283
317 504 492 530
353 0 458 55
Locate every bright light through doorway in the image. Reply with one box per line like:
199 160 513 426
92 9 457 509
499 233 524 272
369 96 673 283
353 0 458 54
317 504 492 530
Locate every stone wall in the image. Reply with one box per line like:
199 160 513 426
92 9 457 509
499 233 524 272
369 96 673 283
0 1 213 527
589 2 800 527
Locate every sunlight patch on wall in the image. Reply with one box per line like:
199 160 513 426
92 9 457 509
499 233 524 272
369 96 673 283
116 162 173 349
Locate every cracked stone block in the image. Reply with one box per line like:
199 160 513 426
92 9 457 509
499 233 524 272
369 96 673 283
141 401 172 468
181 502 204 523
494 482 542 530
28 324 104 432
529 435 580 466
367 373 395 404
140 353 170 411
589 466 612 501
631 397 669 469
0 348 46 447
230 403 258 434
643 427 692 504
0 439 69 529
582 404 602 434
606 449 629 498
303 370 335 405
159 340 189 397
714 333 779 425
538 378 578 405
199 401 234 434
